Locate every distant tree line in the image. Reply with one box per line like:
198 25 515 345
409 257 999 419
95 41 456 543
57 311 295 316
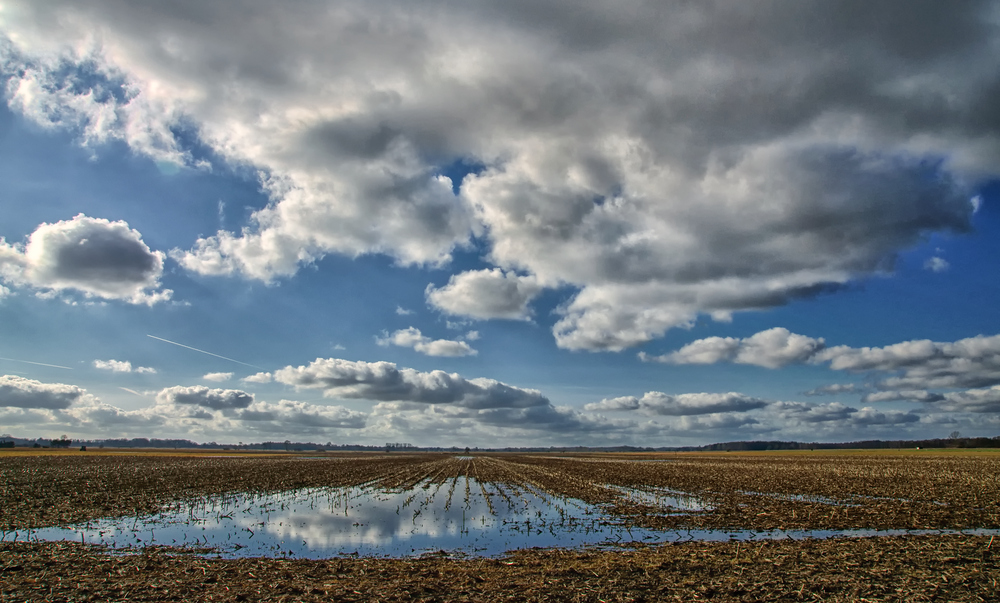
691 436 1000 452
1 435 998 452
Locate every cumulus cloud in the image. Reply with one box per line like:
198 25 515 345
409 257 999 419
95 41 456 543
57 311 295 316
644 328 826 369
937 386 1000 413
0 215 171 304
155 385 254 411
426 269 541 321
94 359 156 374
376 327 477 357
0 375 89 409
767 401 919 427
202 372 233 382
585 391 768 416
274 358 548 409
5 2 993 347
654 328 1000 394
817 333 1000 390
242 372 273 384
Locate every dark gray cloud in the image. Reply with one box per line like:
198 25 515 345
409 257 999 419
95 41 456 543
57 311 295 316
0 215 171 304
0 375 87 409
804 383 863 397
2 1 996 347
274 358 549 409
768 401 920 426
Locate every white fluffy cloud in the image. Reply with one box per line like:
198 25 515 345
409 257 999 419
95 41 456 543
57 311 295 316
585 391 768 416
817 333 1000 389
3 1 995 347
94 359 156 374
0 372 984 444
644 328 826 369
0 375 90 409
274 358 548 409
0 215 171 304
376 327 477 357
202 372 233 382
427 269 542 321
655 329 1000 392
242 372 273 384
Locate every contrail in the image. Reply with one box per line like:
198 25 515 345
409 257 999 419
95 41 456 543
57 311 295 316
119 387 144 396
146 335 262 369
0 357 73 370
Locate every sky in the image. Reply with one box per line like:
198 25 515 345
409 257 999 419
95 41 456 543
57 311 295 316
1 0 1000 447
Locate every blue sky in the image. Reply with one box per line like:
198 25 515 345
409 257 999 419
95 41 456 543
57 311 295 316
2 1 1000 447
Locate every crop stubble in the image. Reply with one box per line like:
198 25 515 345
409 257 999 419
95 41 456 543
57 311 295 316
2 450 998 601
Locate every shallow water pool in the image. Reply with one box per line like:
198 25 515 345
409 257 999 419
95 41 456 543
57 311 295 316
13 477 1000 558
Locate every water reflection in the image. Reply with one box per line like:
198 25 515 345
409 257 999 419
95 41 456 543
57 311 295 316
16 477 1000 558
23 478 653 558
602 484 711 512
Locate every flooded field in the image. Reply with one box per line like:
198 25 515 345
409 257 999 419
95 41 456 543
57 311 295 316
2 450 999 600
23 478 660 557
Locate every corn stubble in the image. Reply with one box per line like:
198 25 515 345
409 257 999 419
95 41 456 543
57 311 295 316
2 450 998 601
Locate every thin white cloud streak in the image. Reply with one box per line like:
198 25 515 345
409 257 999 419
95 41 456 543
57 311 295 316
147 335 262 369
0 357 73 370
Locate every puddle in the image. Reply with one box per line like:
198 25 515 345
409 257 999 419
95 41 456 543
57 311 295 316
602 484 711 513
16 478 661 558
11 478 1000 558
740 491 859 507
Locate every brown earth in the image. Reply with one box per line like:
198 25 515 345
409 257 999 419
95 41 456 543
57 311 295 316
2 450 999 601
2 535 996 602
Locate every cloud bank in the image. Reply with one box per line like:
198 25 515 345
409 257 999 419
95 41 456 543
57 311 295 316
585 392 768 416
0 375 90 409
2 1 996 347
274 358 547 409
